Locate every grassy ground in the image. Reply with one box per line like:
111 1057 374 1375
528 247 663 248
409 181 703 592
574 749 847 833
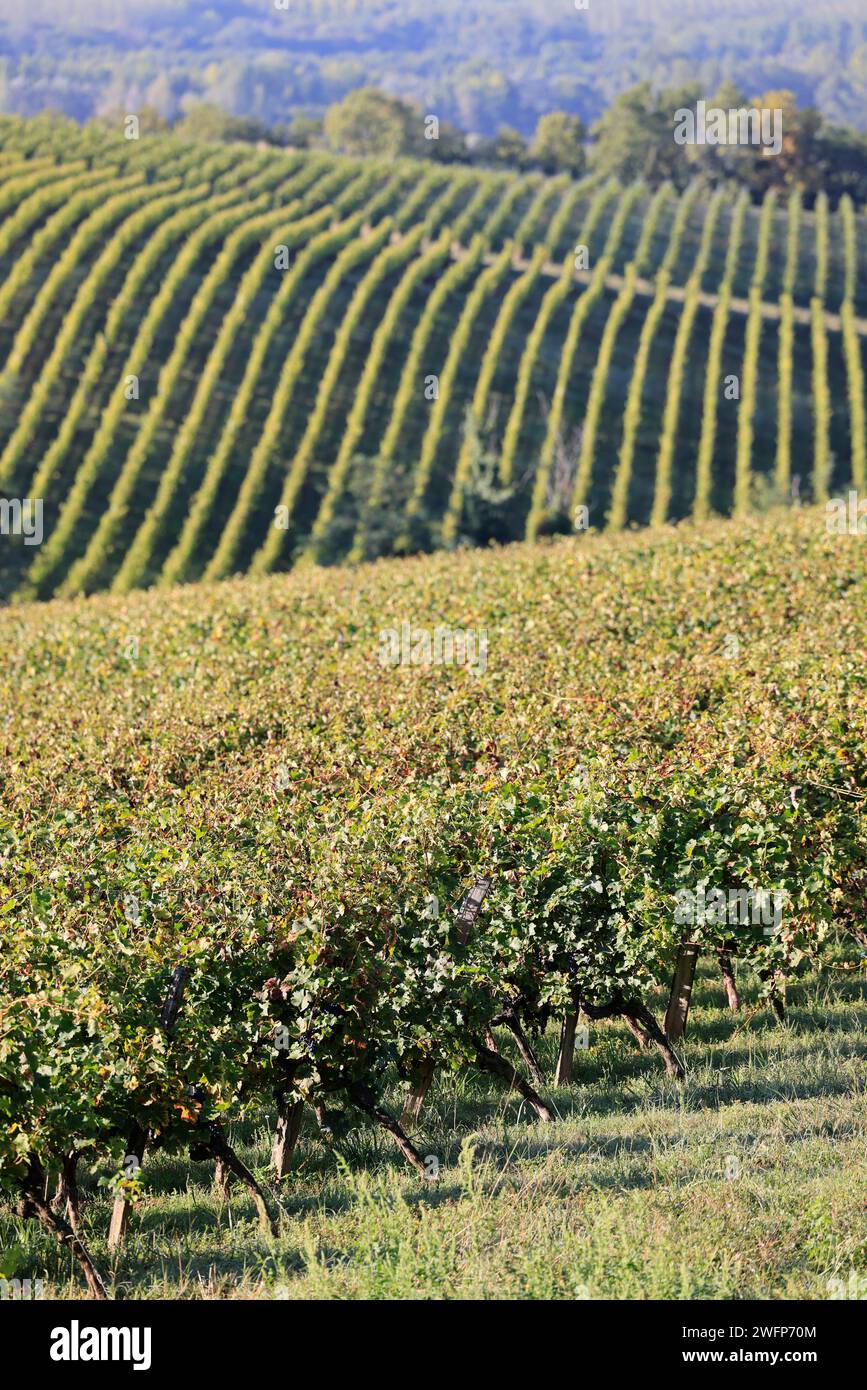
4 954 865 1300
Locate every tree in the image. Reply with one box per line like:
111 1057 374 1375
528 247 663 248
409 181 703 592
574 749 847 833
323 88 424 160
429 119 469 164
493 124 527 167
590 83 691 188
748 90 823 195
693 78 754 183
91 105 169 136
813 123 867 205
173 104 271 145
285 115 324 150
473 124 528 169
531 112 586 176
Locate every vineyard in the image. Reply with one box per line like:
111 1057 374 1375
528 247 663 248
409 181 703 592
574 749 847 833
1 506 865 1297
0 116 865 601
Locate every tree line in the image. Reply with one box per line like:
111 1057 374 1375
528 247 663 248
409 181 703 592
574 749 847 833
117 82 867 207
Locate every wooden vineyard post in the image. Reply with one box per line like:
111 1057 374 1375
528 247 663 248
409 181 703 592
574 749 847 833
400 1055 437 1132
664 943 700 1043
107 1123 146 1253
719 951 740 1011
158 965 190 1032
52 1152 81 1233
272 1094 304 1179
214 1157 232 1198
108 965 189 1252
456 876 492 945
555 1012 579 1085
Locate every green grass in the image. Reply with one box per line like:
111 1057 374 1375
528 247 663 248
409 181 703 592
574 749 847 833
6 956 864 1300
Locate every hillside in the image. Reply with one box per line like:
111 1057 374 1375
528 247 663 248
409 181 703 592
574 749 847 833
0 117 865 602
1 506 865 1299
3 504 864 811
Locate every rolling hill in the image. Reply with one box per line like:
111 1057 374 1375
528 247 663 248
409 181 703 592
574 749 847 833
0 114 864 601
1 503 865 1298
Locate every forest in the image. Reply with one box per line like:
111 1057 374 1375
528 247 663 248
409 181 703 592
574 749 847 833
0 0 865 136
